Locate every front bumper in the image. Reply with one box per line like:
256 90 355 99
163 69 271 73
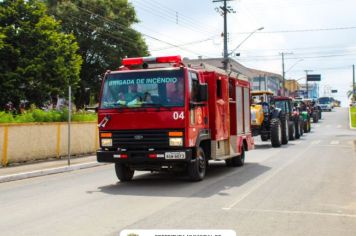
97 149 193 164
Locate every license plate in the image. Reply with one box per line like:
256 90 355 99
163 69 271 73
165 152 185 160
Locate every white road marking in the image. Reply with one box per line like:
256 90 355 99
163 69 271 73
330 140 340 145
311 140 321 145
292 141 302 145
222 145 313 210
235 208 356 219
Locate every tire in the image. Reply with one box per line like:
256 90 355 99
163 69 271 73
280 114 289 145
304 117 311 133
303 119 308 133
270 118 282 147
307 118 311 132
115 163 134 182
261 134 269 141
312 113 318 123
294 118 301 139
230 145 245 167
188 147 206 181
288 122 295 140
319 111 322 119
225 159 232 167
300 119 304 136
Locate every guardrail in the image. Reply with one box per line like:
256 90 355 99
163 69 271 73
0 122 98 167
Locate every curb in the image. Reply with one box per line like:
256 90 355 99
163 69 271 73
0 161 106 183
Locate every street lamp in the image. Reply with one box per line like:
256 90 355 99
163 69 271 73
223 27 264 70
229 27 264 57
286 59 304 73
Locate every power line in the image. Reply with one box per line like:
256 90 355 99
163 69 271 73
230 26 356 35
238 44 356 53
132 1 218 37
133 0 218 35
75 1 205 51
74 5 214 57
150 37 215 51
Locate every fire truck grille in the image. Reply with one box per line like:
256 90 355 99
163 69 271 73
111 130 181 150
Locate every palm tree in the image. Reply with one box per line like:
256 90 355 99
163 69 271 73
347 85 356 101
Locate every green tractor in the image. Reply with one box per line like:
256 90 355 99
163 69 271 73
294 100 311 133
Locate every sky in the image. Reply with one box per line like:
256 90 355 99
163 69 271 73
129 0 356 106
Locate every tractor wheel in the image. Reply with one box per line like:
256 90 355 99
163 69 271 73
115 163 134 182
312 113 318 123
225 159 232 167
300 119 304 136
289 121 295 140
303 119 308 133
188 147 206 181
261 134 269 141
270 118 282 148
231 145 245 167
295 118 301 139
304 117 311 133
280 114 289 145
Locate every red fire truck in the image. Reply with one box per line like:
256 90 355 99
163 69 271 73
96 55 254 181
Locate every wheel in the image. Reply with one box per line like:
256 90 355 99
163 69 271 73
300 119 304 136
280 114 289 145
304 117 311 133
303 118 309 133
230 145 245 167
115 163 134 182
319 110 322 119
188 147 206 181
225 159 233 167
312 113 318 123
270 118 282 148
294 118 300 139
261 134 269 141
288 121 295 140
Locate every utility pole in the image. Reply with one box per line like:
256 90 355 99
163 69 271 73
68 85 71 166
280 52 293 96
304 69 313 98
213 0 235 70
281 53 285 96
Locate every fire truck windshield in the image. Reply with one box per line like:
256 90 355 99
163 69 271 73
100 69 185 109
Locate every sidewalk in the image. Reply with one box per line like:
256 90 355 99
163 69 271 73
0 155 105 183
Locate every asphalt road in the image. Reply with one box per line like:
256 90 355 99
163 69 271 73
0 108 355 236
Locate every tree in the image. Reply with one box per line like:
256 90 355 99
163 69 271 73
347 84 356 102
47 0 149 108
0 0 82 109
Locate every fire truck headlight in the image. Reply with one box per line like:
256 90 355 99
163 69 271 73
169 137 183 146
101 138 112 147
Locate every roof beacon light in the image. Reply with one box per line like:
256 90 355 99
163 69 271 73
122 55 182 66
121 57 144 66
156 55 181 64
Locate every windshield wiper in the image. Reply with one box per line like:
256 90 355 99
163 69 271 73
115 103 127 110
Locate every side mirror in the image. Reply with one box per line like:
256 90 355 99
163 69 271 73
198 84 208 102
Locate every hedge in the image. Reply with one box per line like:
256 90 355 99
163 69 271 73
0 109 97 123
